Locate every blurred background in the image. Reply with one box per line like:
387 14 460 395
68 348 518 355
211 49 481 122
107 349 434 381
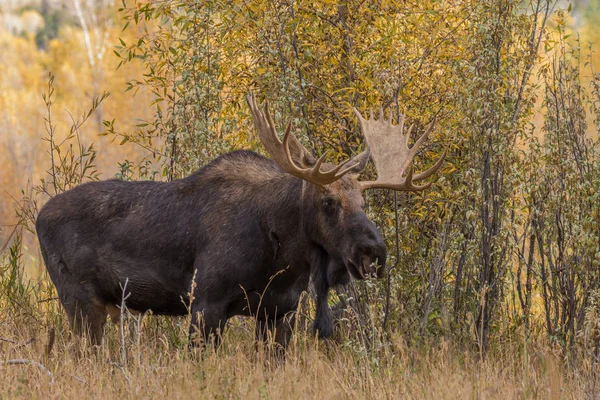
0 0 155 250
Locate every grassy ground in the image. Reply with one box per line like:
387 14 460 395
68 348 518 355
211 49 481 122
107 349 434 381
0 240 596 399
0 293 596 400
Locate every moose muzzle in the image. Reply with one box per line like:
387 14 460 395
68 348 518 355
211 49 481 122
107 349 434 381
347 213 387 280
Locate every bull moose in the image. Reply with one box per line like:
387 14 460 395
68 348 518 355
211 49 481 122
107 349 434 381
36 95 445 348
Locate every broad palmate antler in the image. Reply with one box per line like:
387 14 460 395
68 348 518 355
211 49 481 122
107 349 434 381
247 94 445 190
355 107 446 191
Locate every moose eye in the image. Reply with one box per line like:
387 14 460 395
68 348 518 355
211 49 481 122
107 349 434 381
322 197 339 213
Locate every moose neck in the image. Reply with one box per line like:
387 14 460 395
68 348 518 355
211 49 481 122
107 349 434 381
259 174 321 264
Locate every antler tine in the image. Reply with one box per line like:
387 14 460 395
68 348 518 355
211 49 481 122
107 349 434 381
247 94 370 186
413 146 447 181
403 164 433 190
409 115 437 156
281 118 300 168
359 164 433 192
247 93 310 173
355 106 445 192
320 148 371 178
405 124 414 147
263 100 281 143
248 95 282 149
311 151 329 175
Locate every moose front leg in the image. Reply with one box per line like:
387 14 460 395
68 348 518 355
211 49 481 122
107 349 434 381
310 253 337 339
188 303 228 348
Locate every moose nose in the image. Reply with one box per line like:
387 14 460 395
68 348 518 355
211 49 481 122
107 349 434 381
350 214 387 279
356 238 387 277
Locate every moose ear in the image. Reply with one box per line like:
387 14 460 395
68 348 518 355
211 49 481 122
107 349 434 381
297 150 317 169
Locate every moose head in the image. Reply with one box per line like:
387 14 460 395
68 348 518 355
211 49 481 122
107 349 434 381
247 95 446 289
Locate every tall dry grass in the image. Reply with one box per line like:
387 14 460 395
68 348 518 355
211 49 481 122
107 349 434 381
0 263 596 400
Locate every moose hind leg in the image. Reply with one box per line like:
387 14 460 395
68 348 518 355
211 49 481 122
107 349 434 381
274 312 296 350
256 312 296 356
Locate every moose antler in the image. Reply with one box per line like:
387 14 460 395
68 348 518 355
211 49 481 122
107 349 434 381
247 94 370 186
355 107 446 191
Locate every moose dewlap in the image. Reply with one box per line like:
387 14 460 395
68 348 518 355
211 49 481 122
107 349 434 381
36 94 445 348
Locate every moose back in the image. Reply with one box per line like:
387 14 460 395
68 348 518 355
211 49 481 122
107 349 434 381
36 95 445 347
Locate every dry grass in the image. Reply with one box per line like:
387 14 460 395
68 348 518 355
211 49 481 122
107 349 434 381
0 291 597 400
0 241 596 399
